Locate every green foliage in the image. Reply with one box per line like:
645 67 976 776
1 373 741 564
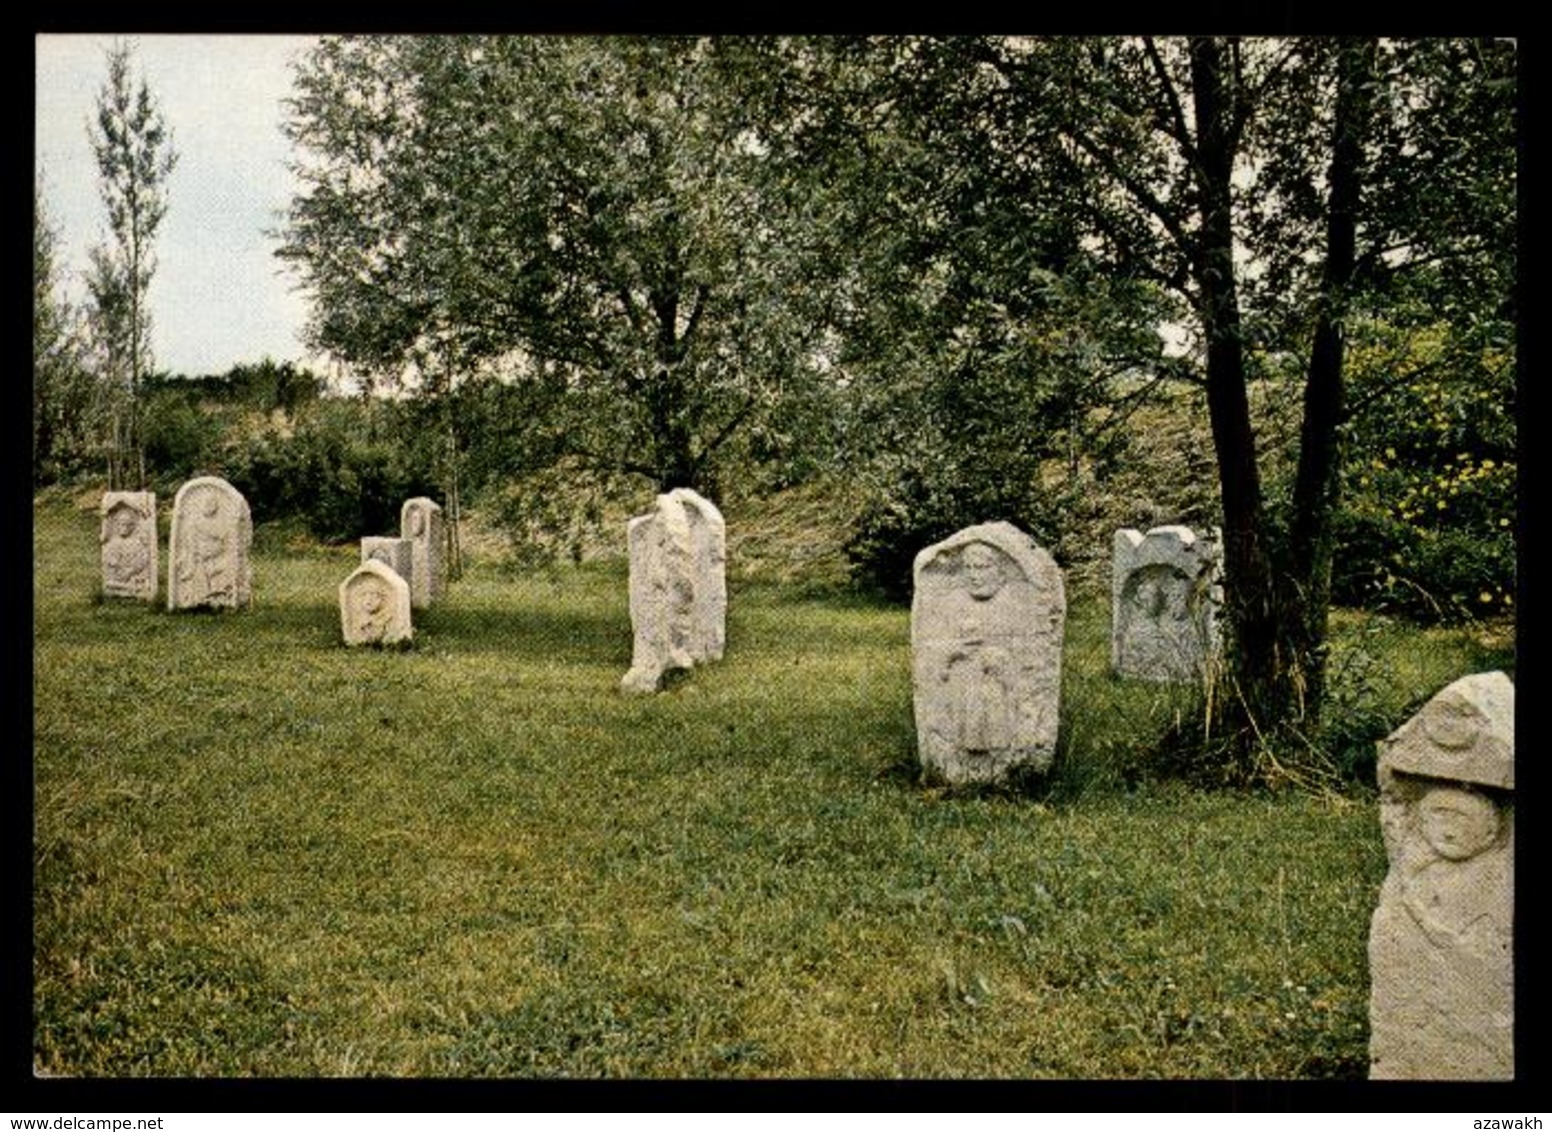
219 399 439 543
34 182 99 486
1334 324 1515 622
281 36 840 497
146 360 324 415
85 38 178 490
844 458 1066 604
139 384 225 487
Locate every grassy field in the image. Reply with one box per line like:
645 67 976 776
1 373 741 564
32 490 1513 1078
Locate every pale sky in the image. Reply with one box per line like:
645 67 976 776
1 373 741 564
35 34 321 377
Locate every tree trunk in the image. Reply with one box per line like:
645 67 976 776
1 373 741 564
648 282 704 496
1190 38 1299 745
1287 38 1376 724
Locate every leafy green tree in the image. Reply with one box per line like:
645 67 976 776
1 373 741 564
34 181 97 485
86 39 178 490
939 37 1514 774
280 36 841 502
735 37 1176 596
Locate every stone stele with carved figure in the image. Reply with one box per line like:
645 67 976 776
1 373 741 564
1111 525 1222 682
620 488 726 694
167 477 252 612
339 559 413 647
100 491 157 601
400 497 446 609
1368 670 1514 1080
911 521 1065 786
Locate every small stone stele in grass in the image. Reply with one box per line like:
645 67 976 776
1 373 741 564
1111 525 1222 682
167 476 252 612
1368 670 1513 1080
100 491 157 602
361 536 414 591
401 497 446 609
340 558 413 647
911 521 1064 787
620 488 726 694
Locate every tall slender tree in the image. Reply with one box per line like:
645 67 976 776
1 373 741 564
34 180 95 485
87 39 177 490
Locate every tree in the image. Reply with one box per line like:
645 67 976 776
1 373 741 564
34 180 96 485
280 35 841 502
87 39 178 491
735 37 1177 596
958 36 1514 774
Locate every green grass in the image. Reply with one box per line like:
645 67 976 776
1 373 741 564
32 493 1512 1077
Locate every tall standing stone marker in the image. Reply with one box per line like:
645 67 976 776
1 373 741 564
911 521 1065 785
339 559 413 646
1112 525 1222 682
400 497 445 609
167 476 252 611
620 488 726 694
1368 670 1514 1080
100 491 157 601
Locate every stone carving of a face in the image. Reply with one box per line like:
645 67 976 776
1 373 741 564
962 542 1004 601
112 508 138 538
408 509 425 537
199 491 220 520
1418 786 1500 862
371 547 391 565
358 582 385 616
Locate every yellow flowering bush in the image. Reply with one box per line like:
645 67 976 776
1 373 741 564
1331 323 1515 622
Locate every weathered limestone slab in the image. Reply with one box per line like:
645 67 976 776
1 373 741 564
167 476 252 611
100 491 157 601
1111 525 1222 682
911 521 1065 785
620 488 726 693
361 536 413 588
339 559 413 646
1369 671 1514 1080
400 497 446 609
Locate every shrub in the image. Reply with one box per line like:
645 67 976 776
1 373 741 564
1334 324 1515 623
219 399 439 543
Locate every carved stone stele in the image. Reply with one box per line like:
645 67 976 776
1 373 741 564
100 491 157 601
167 477 252 611
620 488 726 694
1111 525 1222 682
361 536 413 589
339 559 413 647
911 521 1065 785
1368 670 1514 1080
400 497 446 609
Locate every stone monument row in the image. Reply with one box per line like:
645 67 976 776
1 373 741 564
167 476 252 612
620 488 726 694
1368 670 1514 1080
1111 525 1222 682
339 558 413 647
911 521 1065 786
401 497 446 609
100 491 157 602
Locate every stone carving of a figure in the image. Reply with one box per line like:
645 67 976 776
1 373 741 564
103 506 150 589
178 490 232 604
353 576 393 643
937 542 1020 756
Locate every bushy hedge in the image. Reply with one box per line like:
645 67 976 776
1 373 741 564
218 400 440 544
